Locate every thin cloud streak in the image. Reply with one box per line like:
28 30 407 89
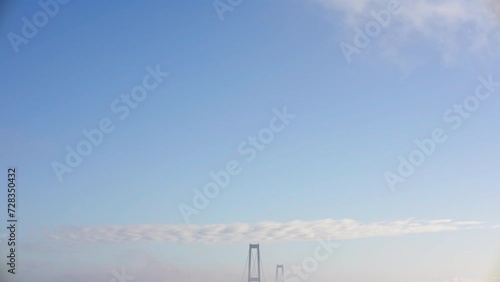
46 218 484 244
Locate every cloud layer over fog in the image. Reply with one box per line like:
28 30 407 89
46 218 483 244
317 0 500 64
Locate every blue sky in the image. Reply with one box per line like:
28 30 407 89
1 0 500 281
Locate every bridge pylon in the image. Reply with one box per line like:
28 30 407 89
248 244 261 282
276 264 284 282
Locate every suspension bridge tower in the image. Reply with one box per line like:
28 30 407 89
276 265 284 282
248 244 261 282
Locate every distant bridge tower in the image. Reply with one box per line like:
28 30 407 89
248 244 261 282
276 265 284 282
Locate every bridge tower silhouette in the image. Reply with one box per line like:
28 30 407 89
275 265 284 282
248 244 261 282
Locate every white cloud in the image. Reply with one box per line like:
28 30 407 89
46 218 484 244
453 221 483 225
316 0 500 65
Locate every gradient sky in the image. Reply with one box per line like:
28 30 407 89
1 0 500 282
